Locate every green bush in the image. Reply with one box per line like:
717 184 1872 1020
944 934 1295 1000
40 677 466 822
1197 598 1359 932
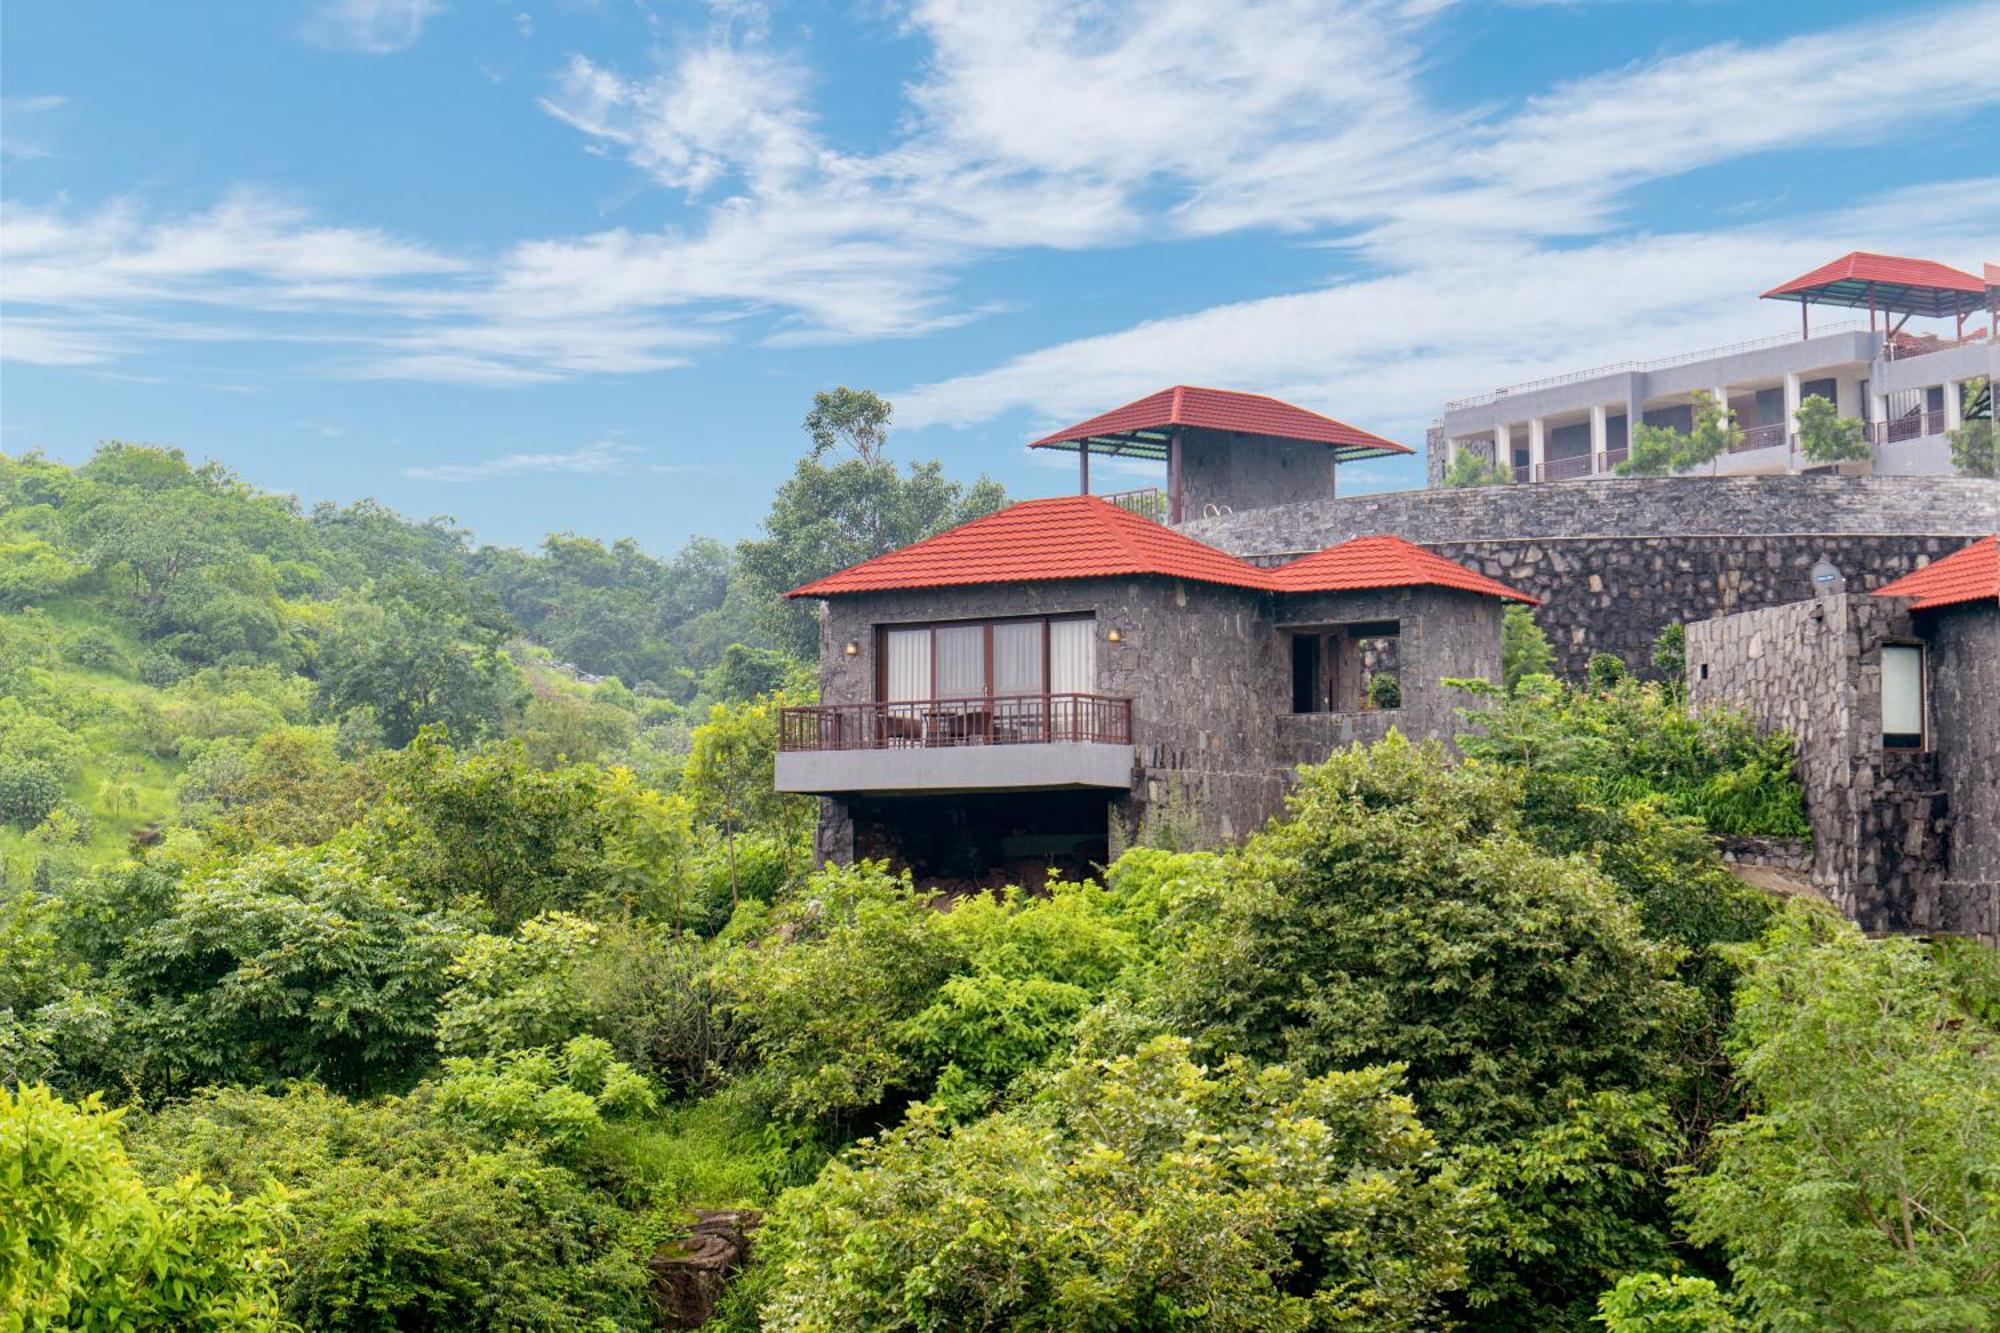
130 1081 654 1331
1502 604 1555 691
756 1037 1472 1331
0 760 66 830
1367 671 1403 709
2 1083 288 1330
1588 650 1628 690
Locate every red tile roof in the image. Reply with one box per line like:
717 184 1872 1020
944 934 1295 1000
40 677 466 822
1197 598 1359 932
1872 535 2000 611
785 495 1277 597
1028 385 1410 460
1762 252 1985 318
786 499 1536 608
1271 535 1539 604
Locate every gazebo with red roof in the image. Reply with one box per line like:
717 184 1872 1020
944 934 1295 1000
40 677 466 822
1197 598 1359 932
1762 251 1987 340
1027 385 1410 524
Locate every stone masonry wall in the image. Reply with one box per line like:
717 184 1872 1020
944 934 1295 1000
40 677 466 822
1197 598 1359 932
1183 475 2000 678
810 575 1501 858
1925 606 2000 940
1687 595 1951 935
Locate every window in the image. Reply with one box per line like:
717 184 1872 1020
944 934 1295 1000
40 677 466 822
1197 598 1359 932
876 615 1095 702
1288 621 1399 714
1881 644 1925 749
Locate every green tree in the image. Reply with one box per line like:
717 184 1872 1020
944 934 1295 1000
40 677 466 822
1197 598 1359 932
1 1084 288 1331
803 386 894 463
1678 906 2000 1330
1618 423 1684 477
1793 393 1870 464
738 392 1006 656
756 1038 1473 1332
683 696 808 904
1651 621 1686 685
1502 603 1556 691
1619 398 1739 477
313 585 524 747
1445 448 1510 487
1948 375 1994 477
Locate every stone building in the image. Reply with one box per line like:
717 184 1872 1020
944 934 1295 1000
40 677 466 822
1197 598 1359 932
775 494 1531 887
1686 535 1998 940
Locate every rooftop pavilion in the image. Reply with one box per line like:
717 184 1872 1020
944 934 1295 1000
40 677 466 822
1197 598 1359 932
1030 385 1409 523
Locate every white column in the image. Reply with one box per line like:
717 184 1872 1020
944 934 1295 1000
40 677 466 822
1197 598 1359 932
1944 380 1964 432
1589 404 1608 473
1835 375 1860 418
1494 424 1514 477
1783 373 1802 466
1527 418 1546 482
1711 386 1730 419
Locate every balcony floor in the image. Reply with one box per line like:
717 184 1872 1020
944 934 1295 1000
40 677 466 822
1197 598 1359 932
777 741 1135 796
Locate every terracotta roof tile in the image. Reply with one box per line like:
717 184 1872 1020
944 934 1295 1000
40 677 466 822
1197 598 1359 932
1271 534 1538 604
785 495 1278 597
1872 535 2000 611
1762 252 1985 314
1029 385 1409 458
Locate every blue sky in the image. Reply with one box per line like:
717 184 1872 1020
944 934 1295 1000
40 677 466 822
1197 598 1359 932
4 0 1996 553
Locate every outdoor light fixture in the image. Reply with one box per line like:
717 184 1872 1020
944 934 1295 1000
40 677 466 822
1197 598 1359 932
843 641 860 656
1106 628 1123 642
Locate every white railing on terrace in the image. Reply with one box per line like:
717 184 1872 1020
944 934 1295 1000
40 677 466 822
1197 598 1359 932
1444 321 1872 412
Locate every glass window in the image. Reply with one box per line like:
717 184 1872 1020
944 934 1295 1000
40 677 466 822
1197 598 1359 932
884 628 931 702
1049 619 1095 695
1882 644 1924 748
934 623 985 699
993 621 1044 695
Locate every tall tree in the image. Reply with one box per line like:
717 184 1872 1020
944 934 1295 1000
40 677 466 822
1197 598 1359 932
803 387 894 463
1794 393 1870 464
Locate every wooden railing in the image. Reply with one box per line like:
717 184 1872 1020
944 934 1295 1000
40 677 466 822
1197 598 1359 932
779 694 1133 752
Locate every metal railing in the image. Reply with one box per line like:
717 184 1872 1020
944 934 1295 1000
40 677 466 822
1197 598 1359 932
1732 422 1790 453
1100 487 1167 522
1869 411 1947 445
1444 321 1871 411
1536 454 1594 482
779 694 1133 752
1599 447 1628 473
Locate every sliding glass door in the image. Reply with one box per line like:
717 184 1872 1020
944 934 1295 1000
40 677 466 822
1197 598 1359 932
877 615 1095 702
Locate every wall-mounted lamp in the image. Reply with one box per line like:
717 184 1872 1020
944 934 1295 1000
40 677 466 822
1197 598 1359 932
1106 628 1123 643
843 641 861 657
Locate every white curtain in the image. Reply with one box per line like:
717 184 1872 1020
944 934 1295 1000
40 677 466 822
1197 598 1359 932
1882 644 1924 742
935 624 985 698
993 622 1044 695
885 628 931 702
1048 618 1095 695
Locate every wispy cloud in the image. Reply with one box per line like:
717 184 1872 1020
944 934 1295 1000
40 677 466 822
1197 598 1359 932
303 0 443 54
1 94 67 161
404 440 644 481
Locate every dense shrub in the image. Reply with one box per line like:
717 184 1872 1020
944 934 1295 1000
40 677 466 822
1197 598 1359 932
3 1084 288 1330
756 1038 1472 1331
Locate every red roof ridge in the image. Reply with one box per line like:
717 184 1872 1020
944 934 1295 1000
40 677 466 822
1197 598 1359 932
1271 533 1539 604
1872 534 2000 611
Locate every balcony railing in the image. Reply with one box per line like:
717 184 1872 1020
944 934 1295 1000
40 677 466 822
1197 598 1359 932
1732 422 1790 453
1536 454 1594 482
1883 330 1991 361
1598 447 1628 473
779 694 1133 752
1869 411 1947 445
1100 487 1167 522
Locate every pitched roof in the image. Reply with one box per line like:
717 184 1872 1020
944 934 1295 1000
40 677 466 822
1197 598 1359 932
1872 535 2000 611
784 495 1277 597
1271 535 1539 604
1028 385 1410 461
1762 252 1986 317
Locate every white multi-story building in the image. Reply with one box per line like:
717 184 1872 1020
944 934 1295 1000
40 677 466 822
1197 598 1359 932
1432 252 1997 486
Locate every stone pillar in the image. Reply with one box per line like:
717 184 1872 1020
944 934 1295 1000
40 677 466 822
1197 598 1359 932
1527 418 1546 483
1589 404 1608 473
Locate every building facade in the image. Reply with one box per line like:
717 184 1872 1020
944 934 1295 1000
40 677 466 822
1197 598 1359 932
1430 252 1997 486
776 496 1526 889
1686 536 1999 941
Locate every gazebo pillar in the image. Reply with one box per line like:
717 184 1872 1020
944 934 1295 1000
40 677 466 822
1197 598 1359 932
1079 443 1090 495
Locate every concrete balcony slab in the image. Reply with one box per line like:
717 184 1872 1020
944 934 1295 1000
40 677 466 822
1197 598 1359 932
776 742 1136 796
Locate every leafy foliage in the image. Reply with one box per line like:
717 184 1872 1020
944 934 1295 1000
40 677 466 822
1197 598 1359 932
1445 447 1511 487
1948 375 1995 477
2 1083 288 1331
1793 393 1869 464
1502 602 1555 690
756 1038 1472 1331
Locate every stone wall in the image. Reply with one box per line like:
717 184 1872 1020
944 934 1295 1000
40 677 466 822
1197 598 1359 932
1183 475 1999 677
1180 430 1342 519
1687 595 1951 935
1924 604 2000 939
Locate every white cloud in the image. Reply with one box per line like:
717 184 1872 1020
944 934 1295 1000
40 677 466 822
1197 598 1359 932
304 0 443 54
895 180 2000 444
1 95 66 161
404 440 644 481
